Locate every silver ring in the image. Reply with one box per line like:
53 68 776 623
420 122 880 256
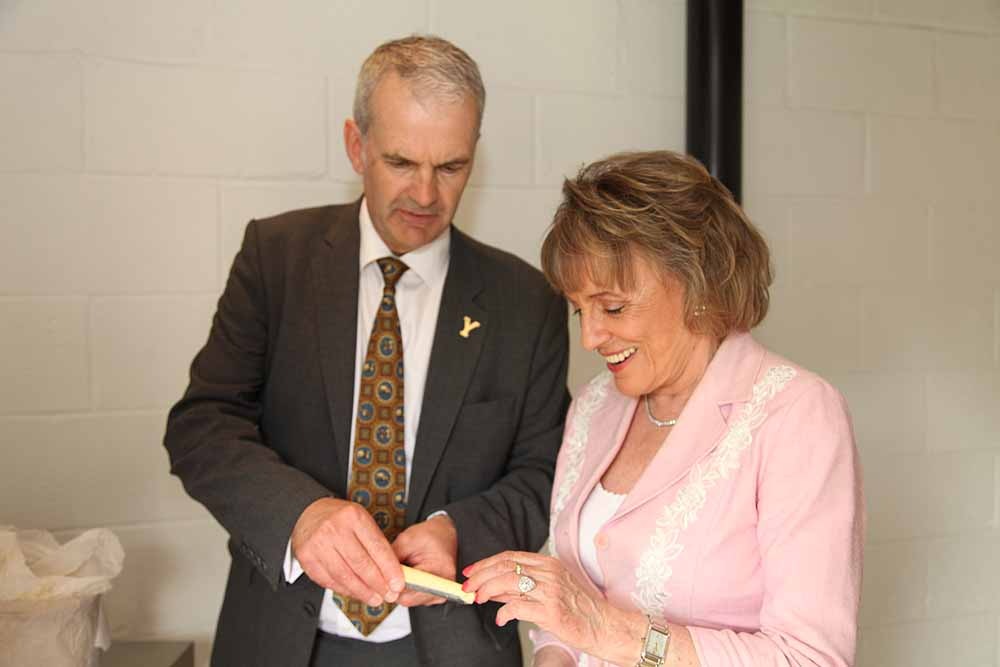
517 574 536 594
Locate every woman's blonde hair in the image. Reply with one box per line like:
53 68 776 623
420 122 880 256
541 150 772 338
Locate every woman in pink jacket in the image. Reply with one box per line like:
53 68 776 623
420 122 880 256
464 151 864 667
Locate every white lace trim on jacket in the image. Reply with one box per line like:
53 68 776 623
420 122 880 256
548 372 612 557
630 365 797 617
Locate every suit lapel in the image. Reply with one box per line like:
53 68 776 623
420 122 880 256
406 228 487 522
310 201 362 493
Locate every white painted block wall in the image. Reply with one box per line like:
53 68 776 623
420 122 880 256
1 1 997 665
746 1 1000 665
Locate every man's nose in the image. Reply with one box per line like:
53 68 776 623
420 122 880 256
410 169 438 208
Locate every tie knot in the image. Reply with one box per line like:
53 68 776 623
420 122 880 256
377 257 408 289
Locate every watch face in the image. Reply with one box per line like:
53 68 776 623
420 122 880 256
644 629 669 656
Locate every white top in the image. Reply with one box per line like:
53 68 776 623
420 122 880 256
577 482 626 589
284 197 451 641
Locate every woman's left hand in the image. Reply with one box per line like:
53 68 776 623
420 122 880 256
462 550 644 661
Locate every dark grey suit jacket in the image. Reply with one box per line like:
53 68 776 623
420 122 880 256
164 199 570 666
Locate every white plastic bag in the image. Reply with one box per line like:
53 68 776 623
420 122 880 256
0 527 124 667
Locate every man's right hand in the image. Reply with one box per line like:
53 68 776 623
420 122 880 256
290 497 405 607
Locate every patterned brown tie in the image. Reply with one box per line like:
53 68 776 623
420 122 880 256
335 257 409 636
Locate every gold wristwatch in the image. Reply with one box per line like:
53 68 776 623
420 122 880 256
636 616 671 667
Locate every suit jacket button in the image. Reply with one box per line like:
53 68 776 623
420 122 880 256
303 601 318 617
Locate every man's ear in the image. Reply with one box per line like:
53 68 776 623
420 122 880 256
344 119 366 175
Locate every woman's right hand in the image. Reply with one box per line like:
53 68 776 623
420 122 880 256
463 550 647 664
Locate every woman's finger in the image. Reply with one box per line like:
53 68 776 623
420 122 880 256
494 597 546 628
474 571 532 604
466 564 548 599
463 558 516 593
463 551 519 578
463 550 551 577
463 552 555 593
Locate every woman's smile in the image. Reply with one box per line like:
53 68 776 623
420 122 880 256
603 346 638 372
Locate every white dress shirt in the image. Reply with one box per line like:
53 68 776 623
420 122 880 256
284 198 450 641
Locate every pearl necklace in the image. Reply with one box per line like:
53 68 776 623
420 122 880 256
644 394 678 428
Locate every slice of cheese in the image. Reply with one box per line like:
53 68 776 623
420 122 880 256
401 565 475 604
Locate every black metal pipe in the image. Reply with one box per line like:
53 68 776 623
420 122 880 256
686 0 744 202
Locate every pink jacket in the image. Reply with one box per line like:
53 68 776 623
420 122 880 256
532 333 864 666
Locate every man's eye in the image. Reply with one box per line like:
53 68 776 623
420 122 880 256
605 306 624 315
571 308 581 317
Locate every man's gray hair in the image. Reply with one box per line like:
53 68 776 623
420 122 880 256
353 35 486 135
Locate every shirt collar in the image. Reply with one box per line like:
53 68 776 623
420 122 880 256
358 197 450 286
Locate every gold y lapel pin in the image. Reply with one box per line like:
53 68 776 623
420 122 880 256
459 315 481 339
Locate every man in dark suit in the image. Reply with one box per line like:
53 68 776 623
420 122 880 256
164 35 570 666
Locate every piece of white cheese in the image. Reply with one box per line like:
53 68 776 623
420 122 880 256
401 565 475 604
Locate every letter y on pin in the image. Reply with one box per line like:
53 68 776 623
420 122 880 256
459 315 481 338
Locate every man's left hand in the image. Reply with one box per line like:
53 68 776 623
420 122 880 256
391 514 458 606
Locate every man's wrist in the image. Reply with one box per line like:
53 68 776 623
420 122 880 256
426 510 457 535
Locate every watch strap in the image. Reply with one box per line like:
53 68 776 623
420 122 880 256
636 616 671 667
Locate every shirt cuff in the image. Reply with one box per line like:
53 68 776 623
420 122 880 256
283 539 304 583
426 510 450 521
